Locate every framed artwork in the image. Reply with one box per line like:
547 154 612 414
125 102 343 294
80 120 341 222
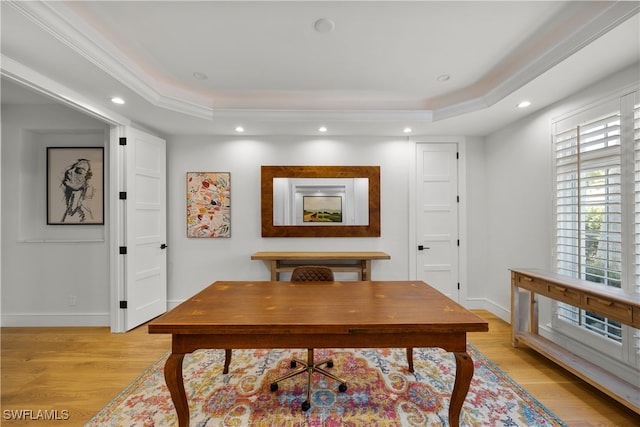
187 172 231 238
303 196 343 223
261 165 380 237
47 147 104 225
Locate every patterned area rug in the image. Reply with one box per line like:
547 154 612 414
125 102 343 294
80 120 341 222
86 345 566 426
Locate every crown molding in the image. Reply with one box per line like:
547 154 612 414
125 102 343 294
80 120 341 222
7 0 214 120
5 0 638 126
211 108 434 123
430 1 639 121
482 0 640 108
1 55 130 126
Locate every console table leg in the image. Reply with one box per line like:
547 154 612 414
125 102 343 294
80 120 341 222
165 353 189 427
363 260 371 280
449 351 473 427
511 281 522 347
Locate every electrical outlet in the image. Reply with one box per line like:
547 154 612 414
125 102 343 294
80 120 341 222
68 295 77 306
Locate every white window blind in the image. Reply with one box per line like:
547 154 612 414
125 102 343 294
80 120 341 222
635 94 640 359
555 111 622 288
634 95 640 294
554 92 639 349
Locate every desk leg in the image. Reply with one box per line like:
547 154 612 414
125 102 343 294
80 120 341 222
449 352 473 427
165 353 189 427
223 349 232 374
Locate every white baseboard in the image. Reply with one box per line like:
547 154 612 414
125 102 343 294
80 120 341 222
464 297 511 323
1 312 110 327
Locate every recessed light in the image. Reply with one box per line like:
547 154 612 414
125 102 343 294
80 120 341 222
403 127 412 134
235 126 245 133
318 126 328 132
111 97 125 105
517 100 531 108
193 72 208 80
436 74 450 82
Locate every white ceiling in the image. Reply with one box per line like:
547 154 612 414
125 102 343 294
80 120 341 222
1 1 639 137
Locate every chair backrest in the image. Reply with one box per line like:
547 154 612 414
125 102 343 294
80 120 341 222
290 266 334 282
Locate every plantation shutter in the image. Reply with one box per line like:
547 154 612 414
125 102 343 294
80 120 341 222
554 109 622 286
554 100 625 342
554 91 640 367
633 92 640 362
634 94 640 294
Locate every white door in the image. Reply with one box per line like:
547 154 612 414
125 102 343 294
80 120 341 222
416 143 459 300
122 127 167 330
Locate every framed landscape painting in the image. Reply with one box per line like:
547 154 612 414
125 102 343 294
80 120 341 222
47 147 104 225
303 195 343 223
187 172 231 238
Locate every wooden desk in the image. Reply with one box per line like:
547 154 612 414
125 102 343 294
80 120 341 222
149 280 488 427
251 251 390 280
511 269 640 413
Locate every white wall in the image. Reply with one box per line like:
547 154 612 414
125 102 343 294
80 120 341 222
2 106 484 325
482 64 639 320
3 63 636 327
463 136 490 307
165 135 415 303
1 104 110 326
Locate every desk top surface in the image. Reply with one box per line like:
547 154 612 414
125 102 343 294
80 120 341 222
148 280 487 335
251 251 390 260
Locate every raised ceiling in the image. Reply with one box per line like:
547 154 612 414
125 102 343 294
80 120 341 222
1 1 639 136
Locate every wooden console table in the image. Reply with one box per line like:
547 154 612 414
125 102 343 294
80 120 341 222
511 268 640 413
251 251 390 280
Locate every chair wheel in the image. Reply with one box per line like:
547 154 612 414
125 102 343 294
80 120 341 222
338 383 347 392
301 401 311 411
270 383 278 392
290 360 297 368
326 361 334 368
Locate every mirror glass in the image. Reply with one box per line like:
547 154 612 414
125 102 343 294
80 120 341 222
273 178 369 226
261 166 380 237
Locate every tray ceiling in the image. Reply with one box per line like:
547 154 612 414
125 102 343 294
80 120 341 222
1 1 638 136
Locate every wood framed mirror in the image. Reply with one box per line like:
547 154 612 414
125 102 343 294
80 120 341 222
261 166 380 237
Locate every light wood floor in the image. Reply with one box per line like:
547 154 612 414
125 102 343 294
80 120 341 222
1 311 638 426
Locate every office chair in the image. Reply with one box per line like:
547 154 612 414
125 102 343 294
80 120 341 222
269 266 347 411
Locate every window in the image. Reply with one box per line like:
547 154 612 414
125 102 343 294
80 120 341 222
553 91 638 362
634 93 640 294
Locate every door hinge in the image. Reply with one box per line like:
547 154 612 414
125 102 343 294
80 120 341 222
457 239 460 246
119 246 127 255
119 301 128 309
119 191 127 200
119 137 127 146
457 283 460 290
457 195 460 203
456 152 459 159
